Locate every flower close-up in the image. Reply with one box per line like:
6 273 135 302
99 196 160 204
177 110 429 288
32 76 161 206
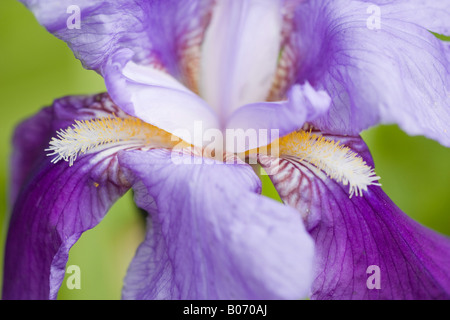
1 0 450 300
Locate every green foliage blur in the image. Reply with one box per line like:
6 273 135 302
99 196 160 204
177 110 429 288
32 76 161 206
1 0 449 300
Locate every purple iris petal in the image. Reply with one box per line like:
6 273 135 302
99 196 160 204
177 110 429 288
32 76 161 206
118 149 315 299
4 149 129 300
4 93 132 299
10 106 53 205
10 93 126 207
18 1 220 138
259 135 450 299
225 83 331 151
199 0 282 122
103 52 220 147
292 0 450 146
19 0 213 77
365 0 450 35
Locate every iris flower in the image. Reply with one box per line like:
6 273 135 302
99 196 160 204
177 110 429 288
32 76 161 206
3 0 450 300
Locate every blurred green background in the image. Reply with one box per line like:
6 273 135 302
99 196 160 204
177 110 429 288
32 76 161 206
1 0 449 300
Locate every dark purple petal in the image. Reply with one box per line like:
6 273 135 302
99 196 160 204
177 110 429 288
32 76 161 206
10 93 126 207
10 107 53 206
4 148 130 300
259 134 450 299
291 0 450 146
4 93 131 299
118 149 315 299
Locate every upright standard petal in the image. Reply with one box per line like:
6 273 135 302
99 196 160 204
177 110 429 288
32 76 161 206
20 0 214 81
291 0 450 146
259 134 450 299
200 0 283 125
4 94 133 299
118 149 315 300
365 0 450 36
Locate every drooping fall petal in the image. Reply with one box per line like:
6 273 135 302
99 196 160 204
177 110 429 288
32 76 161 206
4 93 174 299
291 0 450 146
118 149 315 299
259 134 450 299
